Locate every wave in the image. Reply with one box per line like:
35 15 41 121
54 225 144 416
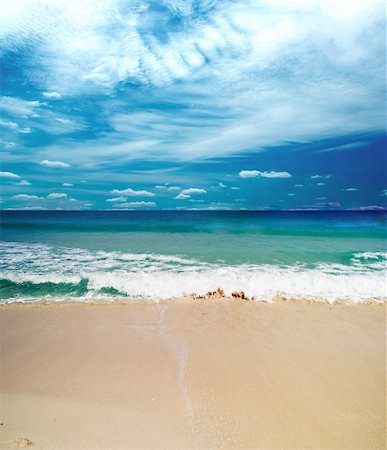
1 242 386 304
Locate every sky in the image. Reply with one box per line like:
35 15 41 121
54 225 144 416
0 0 386 211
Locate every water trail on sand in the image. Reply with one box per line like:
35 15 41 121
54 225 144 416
157 305 205 449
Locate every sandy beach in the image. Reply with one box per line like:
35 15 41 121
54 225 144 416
0 299 385 449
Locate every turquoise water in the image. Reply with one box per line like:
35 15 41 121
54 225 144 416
1 211 386 303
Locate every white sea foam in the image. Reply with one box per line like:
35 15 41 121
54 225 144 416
1 242 386 303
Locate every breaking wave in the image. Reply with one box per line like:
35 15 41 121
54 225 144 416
1 242 386 304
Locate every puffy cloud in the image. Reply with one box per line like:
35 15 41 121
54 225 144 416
18 180 31 186
39 160 71 168
47 192 68 199
62 183 73 186
175 187 207 199
111 188 155 197
12 194 41 200
238 170 260 179
0 171 20 178
260 171 292 179
42 91 62 99
175 193 190 200
344 187 359 192
239 170 291 179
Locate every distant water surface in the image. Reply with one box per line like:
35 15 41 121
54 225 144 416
1 211 386 303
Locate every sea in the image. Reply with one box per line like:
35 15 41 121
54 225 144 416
0 210 386 304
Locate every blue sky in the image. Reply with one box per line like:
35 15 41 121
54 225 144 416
0 0 386 210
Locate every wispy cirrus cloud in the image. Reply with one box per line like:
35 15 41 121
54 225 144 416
39 160 71 168
1 0 385 165
106 196 127 203
110 187 155 197
0 0 385 210
115 201 156 208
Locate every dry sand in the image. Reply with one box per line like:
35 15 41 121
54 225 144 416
0 299 385 449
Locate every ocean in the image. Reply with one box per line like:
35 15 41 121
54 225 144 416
0 210 386 304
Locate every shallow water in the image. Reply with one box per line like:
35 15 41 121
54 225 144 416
1 210 386 303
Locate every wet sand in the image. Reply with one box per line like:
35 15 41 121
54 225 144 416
0 300 385 449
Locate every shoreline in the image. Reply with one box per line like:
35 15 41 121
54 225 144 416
1 299 385 449
1 292 386 307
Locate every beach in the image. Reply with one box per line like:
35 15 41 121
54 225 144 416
1 299 385 449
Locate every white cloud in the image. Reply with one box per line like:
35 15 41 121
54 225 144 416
218 182 226 188
295 184 304 187
18 180 31 186
175 187 207 199
344 188 359 192
54 117 72 124
19 127 32 134
0 120 18 129
311 174 331 179
39 160 71 168
42 91 62 99
155 183 179 191
62 183 73 186
106 196 127 202
181 188 207 195
316 182 325 186
260 171 292 179
116 201 156 208
0 96 43 117
111 188 155 197
239 170 260 179
239 170 291 179
2 141 16 149
47 192 68 199
0 171 20 178
175 193 190 200
12 194 41 200
0 0 384 168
